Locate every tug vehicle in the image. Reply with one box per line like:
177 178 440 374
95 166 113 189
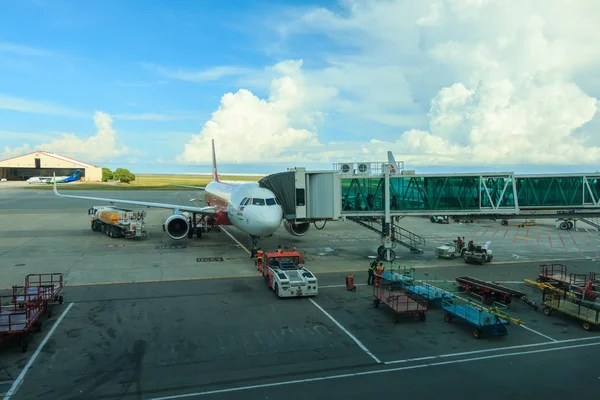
257 250 318 298
435 241 466 259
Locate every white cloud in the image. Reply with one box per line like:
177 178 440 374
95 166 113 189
0 41 53 56
112 113 203 121
143 63 250 83
246 0 600 167
0 94 86 117
177 60 335 164
2 111 130 163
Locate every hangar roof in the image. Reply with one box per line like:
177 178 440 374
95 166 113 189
0 151 99 168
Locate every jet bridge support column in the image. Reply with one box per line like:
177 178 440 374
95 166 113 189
381 163 396 262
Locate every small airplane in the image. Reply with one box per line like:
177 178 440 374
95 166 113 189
27 169 81 184
52 140 310 254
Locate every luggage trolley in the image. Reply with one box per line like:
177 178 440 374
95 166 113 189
373 278 428 323
542 288 600 331
442 294 514 339
0 295 44 352
12 273 64 317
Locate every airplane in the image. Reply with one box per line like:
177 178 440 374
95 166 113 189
27 169 81 184
52 140 312 255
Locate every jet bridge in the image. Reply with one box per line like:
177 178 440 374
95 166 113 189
260 157 600 262
258 167 342 223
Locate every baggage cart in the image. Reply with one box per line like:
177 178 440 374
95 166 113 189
537 265 597 301
373 282 428 323
441 295 511 339
0 295 44 352
12 273 64 317
541 288 600 331
455 276 538 309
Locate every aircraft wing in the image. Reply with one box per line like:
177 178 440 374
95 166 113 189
168 184 206 190
52 177 217 215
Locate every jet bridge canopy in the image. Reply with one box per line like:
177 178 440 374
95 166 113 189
258 168 342 222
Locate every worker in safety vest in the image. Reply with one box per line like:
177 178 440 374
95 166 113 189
374 262 384 287
256 248 264 269
367 259 378 285
277 245 284 253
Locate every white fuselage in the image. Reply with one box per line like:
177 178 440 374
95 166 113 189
27 176 68 184
204 180 283 237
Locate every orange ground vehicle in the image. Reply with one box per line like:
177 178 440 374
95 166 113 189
257 251 318 298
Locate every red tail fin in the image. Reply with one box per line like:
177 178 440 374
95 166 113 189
211 139 220 182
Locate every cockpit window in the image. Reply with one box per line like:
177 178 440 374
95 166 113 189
243 198 251 205
266 198 276 206
252 198 265 206
239 197 247 206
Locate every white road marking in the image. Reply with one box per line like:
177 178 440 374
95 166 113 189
3 302 74 400
520 324 557 342
219 227 250 255
319 281 526 289
146 341 600 399
308 298 381 364
384 335 599 365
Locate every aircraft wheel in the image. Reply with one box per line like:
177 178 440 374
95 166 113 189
560 222 569 230
567 221 573 229
383 250 396 262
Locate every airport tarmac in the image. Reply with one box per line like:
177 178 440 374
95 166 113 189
1 187 599 399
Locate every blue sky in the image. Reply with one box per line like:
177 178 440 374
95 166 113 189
1 0 600 175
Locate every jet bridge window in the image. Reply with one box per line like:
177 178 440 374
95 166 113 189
252 198 265 206
266 198 277 206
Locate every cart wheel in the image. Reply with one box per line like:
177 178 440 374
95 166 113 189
473 328 481 339
58 296 64 305
373 299 380 308
503 295 512 305
583 322 591 331
543 307 552 316
419 313 426 321
444 314 453 323
351 287 356 292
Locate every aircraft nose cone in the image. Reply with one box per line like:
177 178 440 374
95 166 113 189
264 206 283 233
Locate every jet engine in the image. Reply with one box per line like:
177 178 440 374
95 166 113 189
284 220 310 236
164 214 189 240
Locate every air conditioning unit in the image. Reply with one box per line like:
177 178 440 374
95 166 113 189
339 163 354 174
356 163 371 174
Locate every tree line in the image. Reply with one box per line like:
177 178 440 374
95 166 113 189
102 167 136 183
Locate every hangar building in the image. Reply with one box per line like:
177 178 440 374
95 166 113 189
0 151 102 182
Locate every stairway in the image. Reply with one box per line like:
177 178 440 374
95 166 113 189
579 217 600 230
347 217 426 253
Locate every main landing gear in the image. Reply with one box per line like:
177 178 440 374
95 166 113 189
250 235 259 258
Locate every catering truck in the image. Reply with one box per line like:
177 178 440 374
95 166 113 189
88 206 148 239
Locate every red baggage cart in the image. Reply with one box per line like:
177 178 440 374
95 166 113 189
0 295 44 352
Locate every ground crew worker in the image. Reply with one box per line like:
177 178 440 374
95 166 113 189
374 262 384 287
256 248 264 269
367 259 378 285
187 218 194 238
277 245 284 253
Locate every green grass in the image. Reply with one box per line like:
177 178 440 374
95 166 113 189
23 173 264 190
